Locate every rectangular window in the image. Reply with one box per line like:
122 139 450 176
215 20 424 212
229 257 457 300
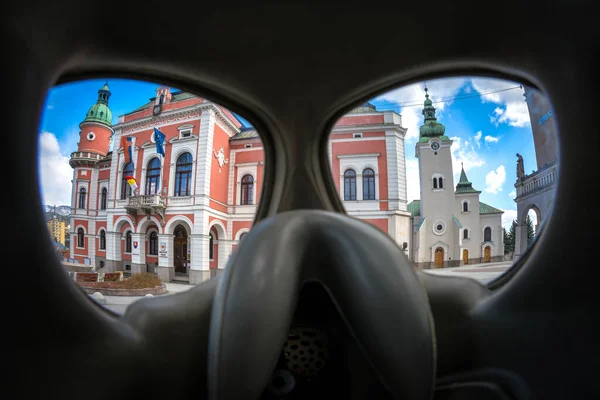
245 144 252 148
353 133 363 138
180 129 192 138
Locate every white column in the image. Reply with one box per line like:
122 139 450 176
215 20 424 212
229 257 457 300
157 233 174 281
218 238 231 269
513 222 527 261
195 108 216 204
227 150 236 213
385 129 408 211
108 130 121 208
131 233 146 269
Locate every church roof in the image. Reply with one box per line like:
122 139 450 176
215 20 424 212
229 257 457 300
407 199 503 216
408 200 421 216
455 165 481 193
453 215 463 228
419 87 446 138
479 202 504 214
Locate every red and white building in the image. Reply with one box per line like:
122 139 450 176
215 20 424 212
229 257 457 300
69 84 412 283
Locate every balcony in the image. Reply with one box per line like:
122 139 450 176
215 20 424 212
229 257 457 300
515 161 558 200
124 194 166 223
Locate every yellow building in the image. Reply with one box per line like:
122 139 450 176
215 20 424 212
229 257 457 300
47 219 68 246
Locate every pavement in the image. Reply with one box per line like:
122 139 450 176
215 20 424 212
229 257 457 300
95 281 197 315
92 261 513 314
422 261 512 284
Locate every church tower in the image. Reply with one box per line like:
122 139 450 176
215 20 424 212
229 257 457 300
415 87 456 266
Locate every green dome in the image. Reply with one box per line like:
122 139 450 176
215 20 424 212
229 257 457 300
81 82 113 127
419 120 446 137
83 102 112 126
419 87 445 138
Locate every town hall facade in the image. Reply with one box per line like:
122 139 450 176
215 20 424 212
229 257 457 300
69 83 503 282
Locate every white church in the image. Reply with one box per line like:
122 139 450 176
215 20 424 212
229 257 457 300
407 88 504 268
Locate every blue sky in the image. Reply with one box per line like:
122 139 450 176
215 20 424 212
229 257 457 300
38 77 547 228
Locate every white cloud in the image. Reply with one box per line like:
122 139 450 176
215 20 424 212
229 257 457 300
509 190 516 199
501 209 518 229
377 77 468 142
471 78 531 127
38 132 73 206
473 131 482 148
449 135 485 183
405 157 420 202
485 165 506 194
484 135 500 143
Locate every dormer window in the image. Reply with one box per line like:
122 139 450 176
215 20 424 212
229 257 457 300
178 124 194 139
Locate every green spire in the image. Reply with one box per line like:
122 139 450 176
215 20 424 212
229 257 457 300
419 86 446 138
82 82 112 127
455 163 480 193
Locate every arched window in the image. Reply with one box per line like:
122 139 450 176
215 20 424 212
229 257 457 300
149 231 158 255
145 158 161 194
125 231 132 253
78 187 86 209
463 201 469 212
484 227 492 242
100 188 107 210
175 153 193 196
463 229 469 239
159 94 165 105
363 168 375 200
240 174 254 205
77 228 85 248
239 232 247 241
121 162 134 199
439 177 444 189
209 233 214 260
432 177 438 189
344 169 356 201
99 230 106 250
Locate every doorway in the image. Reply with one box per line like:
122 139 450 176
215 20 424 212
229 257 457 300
462 249 469 265
484 246 491 262
174 225 188 275
434 247 444 268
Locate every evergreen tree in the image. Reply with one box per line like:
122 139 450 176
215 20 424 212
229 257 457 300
504 219 517 253
526 215 535 246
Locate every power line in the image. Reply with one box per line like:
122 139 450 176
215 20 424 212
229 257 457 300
374 85 523 109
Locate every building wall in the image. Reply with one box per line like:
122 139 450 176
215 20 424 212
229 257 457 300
455 193 481 264
480 214 504 262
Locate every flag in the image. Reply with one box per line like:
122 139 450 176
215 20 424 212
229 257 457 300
154 127 166 157
125 175 138 195
121 136 133 164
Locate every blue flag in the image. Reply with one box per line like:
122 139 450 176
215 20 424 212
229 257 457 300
154 127 166 157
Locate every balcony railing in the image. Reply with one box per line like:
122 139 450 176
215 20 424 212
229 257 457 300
124 194 166 223
515 161 558 200
126 194 166 208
